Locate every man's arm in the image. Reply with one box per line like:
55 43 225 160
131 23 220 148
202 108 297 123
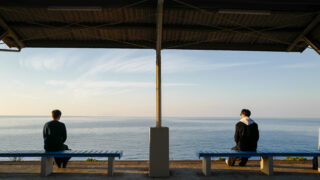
43 123 48 139
234 123 240 143
62 124 67 143
256 124 259 141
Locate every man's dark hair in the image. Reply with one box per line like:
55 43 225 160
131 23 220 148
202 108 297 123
241 109 251 117
52 109 62 120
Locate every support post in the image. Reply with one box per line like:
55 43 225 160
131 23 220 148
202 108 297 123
108 157 115 176
287 14 320 52
0 16 24 49
149 0 169 177
202 157 211 176
41 157 54 176
0 30 8 40
156 0 164 128
260 156 273 175
304 37 320 55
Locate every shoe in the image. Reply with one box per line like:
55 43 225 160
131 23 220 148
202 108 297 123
62 162 68 168
225 159 233 167
56 162 62 168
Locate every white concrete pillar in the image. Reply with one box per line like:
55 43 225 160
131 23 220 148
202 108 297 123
260 156 273 175
108 157 115 176
149 127 169 177
202 157 211 176
41 157 54 176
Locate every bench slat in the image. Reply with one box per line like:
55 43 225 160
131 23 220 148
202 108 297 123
198 150 320 158
0 150 123 158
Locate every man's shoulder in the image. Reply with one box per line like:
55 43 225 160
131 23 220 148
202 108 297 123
45 120 65 126
236 121 245 127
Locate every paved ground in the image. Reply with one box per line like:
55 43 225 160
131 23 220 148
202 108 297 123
0 160 319 180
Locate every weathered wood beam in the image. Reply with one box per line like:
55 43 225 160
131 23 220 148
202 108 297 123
304 37 320 55
0 30 8 40
0 16 24 49
287 14 320 52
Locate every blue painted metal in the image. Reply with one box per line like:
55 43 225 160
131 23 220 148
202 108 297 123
198 150 320 159
0 150 123 159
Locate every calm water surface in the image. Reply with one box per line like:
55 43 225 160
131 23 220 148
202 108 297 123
0 116 318 160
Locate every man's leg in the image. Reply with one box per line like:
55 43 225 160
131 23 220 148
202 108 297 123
61 144 71 168
54 157 62 168
239 157 249 166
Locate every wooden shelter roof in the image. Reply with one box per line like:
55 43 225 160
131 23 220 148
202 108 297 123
0 0 319 52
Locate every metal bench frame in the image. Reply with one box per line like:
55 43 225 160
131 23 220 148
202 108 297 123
0 150 123 176
199 151 320 176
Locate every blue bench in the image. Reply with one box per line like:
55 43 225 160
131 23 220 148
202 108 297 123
198 150 320 176
0 150 123 176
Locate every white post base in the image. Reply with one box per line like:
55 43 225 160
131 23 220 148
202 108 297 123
41 157 54 176
260 156 273 175
202 157 211 176
108 157 115 176
149 127 169 177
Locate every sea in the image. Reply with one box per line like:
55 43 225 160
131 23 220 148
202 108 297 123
0 116 319 160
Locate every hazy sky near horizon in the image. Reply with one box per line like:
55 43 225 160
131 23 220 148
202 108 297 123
0 46 319 118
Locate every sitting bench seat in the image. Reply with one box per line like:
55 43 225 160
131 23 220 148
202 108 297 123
0 150 123 176
198 150 320 176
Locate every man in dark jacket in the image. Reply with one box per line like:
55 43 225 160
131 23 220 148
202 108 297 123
226 109 259 166
43 110 71 168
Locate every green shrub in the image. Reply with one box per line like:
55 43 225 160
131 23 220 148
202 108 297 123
218 157 226 161
86 158 98 162
282 156 307 161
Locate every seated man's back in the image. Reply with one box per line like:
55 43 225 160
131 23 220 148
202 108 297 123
234 117 259 151
43 109 71 168
226 109 259 167
43 120 67 151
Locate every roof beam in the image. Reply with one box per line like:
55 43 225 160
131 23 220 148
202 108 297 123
304 36 320 55
9 22 306 34
164 41 303 52
23 40 154 49
287 14 320 52
0 16 24 49
1 0 320 12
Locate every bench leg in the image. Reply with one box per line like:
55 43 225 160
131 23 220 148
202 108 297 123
260 156 273 175
108 157 115 176
202 157 211 176
318 157 320 173
41 157 54 176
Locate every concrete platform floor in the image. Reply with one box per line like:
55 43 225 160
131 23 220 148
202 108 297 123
0 160 319 180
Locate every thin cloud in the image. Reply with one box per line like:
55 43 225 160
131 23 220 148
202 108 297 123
46 80 196 88
81 52 266 77
45 80 197 98
279 63 319 69
19 52 80 71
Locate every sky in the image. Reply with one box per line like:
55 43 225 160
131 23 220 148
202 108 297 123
0 46 319 118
